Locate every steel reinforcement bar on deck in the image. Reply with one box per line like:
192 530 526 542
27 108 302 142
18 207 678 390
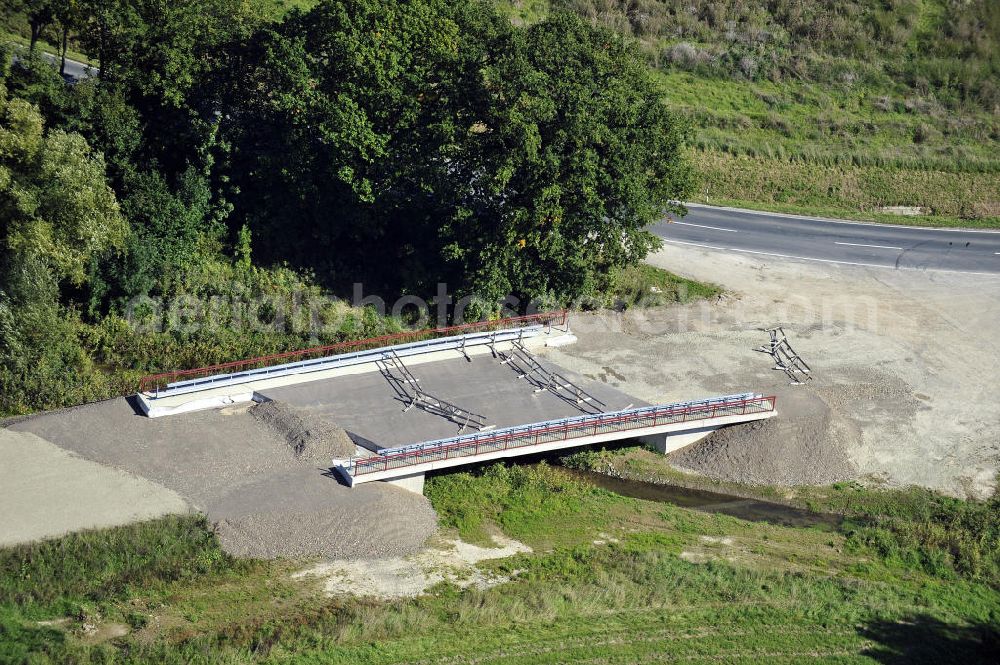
336 393 776 481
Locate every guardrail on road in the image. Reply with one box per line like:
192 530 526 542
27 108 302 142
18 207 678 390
139 310 568 393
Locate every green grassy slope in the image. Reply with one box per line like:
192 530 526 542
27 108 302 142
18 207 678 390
500 0 1000 227
2 465 997 662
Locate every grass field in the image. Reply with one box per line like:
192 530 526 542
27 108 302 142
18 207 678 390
498 2 1000 229
689 150 1000 229
2 463 997 663
664 72 1000 228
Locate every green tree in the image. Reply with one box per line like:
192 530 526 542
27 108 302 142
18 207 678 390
54 0 86 76
0 84 125 285
89 165 219 306
5 0 249 306
444 10 693 303
223 1 691 306
0 84 126 414
77 0 266 174
221 0 472 293
22 0 58 54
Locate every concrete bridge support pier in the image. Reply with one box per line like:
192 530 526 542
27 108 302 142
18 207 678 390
386 472 426 494
639 424 720 455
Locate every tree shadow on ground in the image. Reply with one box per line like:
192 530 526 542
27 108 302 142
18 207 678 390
859 613 999 664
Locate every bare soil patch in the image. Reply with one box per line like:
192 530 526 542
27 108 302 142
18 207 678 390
543 243 1000 498
295 533 531 599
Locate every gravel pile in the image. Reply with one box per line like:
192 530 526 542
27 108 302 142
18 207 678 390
11 398 437 560
669 412 856 486
250 400 356 462
213 470 437 559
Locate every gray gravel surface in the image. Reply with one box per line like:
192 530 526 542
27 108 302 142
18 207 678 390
669 380 859 486
8 349 646 557
669 414 856 486
250 400 356 462
0 429 189 546
10 398 436 558
214 473 437 559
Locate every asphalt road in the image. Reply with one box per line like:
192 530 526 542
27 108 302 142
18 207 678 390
653 203 1000 275
45 52 95 80
9 48 95 81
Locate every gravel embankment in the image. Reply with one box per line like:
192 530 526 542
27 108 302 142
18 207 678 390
543 244 1000 498
214 471 437 559
9 399 436 558
669 416 855 486
0 429 189 546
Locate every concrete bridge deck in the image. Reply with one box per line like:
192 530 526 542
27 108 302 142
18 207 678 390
131 313 778 496
334 394 777 492
257 348 640 450
136 314 579 418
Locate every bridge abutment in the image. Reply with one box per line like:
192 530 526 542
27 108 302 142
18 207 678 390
638 425 720 455
386 472 426 494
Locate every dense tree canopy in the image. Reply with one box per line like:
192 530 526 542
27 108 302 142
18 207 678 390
0 0 694 413
0 82 126 412
4 0 691 306
223 0 690 302
0 83 125 287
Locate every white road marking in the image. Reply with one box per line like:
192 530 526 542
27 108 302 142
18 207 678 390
680 201 1000 234
671 221 738 233
835 241 903 250
659 239 1000 276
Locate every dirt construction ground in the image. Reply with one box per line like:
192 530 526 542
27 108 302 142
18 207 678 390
6 400 437 558
543 243 1000 499
1 355 634 555
2 238 996 555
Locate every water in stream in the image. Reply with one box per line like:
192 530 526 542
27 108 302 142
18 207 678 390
561 467 844 530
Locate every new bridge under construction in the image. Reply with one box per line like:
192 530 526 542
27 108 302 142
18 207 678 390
6 309 780 558
136 311 777 493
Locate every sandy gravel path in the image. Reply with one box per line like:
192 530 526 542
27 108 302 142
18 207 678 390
0 429 189 546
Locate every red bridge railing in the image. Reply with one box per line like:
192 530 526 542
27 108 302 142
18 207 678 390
347 395 776 478
139 310 568 393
